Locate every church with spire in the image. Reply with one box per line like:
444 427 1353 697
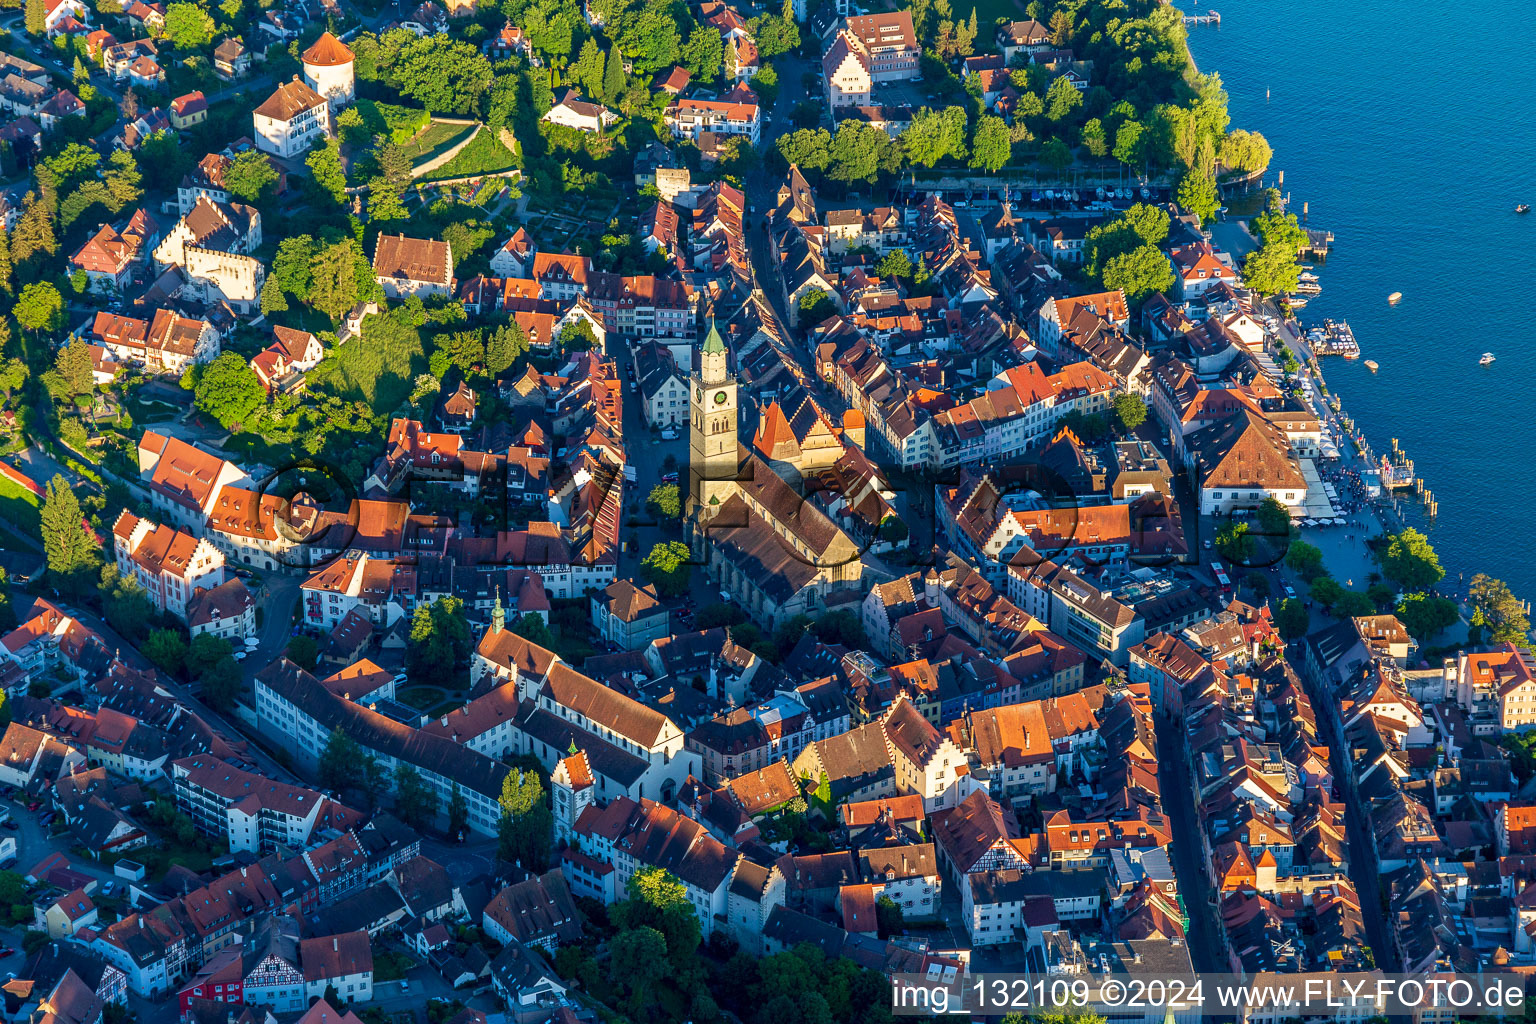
685 320 866 629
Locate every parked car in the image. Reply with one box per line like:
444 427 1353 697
1283 583 1297 600
0 821 17 831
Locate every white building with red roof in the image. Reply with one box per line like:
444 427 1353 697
664 84 761 146
41 0 90 36
300 32 354 112
112 510 227 619
251 325 323 392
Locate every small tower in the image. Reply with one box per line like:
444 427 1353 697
301 31 355 113
689 320 739 524
551 749 595 845
491 587 504 634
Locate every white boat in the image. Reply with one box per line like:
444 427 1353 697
1480 352 1496 366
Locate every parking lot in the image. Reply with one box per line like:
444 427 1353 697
872 79 939 110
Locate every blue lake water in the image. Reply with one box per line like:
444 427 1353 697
1186 0 1536 602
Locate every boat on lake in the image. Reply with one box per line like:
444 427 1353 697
1388 291 1403 304
1364 360 1379 372
1481 352 1496 366
1518 204 1530 214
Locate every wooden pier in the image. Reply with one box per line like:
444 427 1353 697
1301 228 1333 258
1182 9 1221 24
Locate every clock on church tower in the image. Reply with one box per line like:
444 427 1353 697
689 322 739 518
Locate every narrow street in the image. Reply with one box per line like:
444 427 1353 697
1153 710 1229 973
1298 656 1400 972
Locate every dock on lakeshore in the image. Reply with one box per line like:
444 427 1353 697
1182 9 1221 24
1301 228 1334 258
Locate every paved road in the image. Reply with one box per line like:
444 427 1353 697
1296 645 1399 971
1153 708 1230 973
241 572 302 684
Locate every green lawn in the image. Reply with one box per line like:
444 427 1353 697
0 476 42 536
967 0 1024 41
405 120 479 168
332 312 427 415
430 128 520 180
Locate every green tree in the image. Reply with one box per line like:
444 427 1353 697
497 768 550 867
1081 117 1107 158
798 288 833 323
1394 593 1458 643
1309 575 1343 610
874 249 911 280
163 2 215 48
286 635 320 670
570 38 604 96
1470 574 1531 644
485 322 527 376
306 139 348 206
10 191 58 270
1242 240 1301 297
750 10 799 59
1285 539 1326 580
24 0 44 35
1111 392 1147 433
394 764 433 829
777 128 832 173
1256 497 1293 541
1253 210 1308 252
1176 169 1220 225
198 656 242 712
1039 138 1072 175
875 894 903 939
900 106 968 168
826 121 886 185
647 483 681 519
224 150 279 204
448 782 469 840
103 150 143 211
260 276 289 315
100 565 153 638
1044 76 1082 123
968 114 1011 172
1331 590 1377 619
1101 243 1174 302
52 340 95 399
0 225 12 294
143 628 187 675
319 729 366 793
193 353 265 430
41 474 97 580
1215 521 1254 564
308 239 361 322
617 865 701 962
641 540 692 597
681 26 723 86
0 359 23 405
405 596 472 686
15 282 63 335
396 36 493 114
272 235 317 300
1113 120 1143 166
1275 597 1309 640
1381 528 1444 593
608 926 668 1013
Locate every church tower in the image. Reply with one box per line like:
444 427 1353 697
689 321 739 521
